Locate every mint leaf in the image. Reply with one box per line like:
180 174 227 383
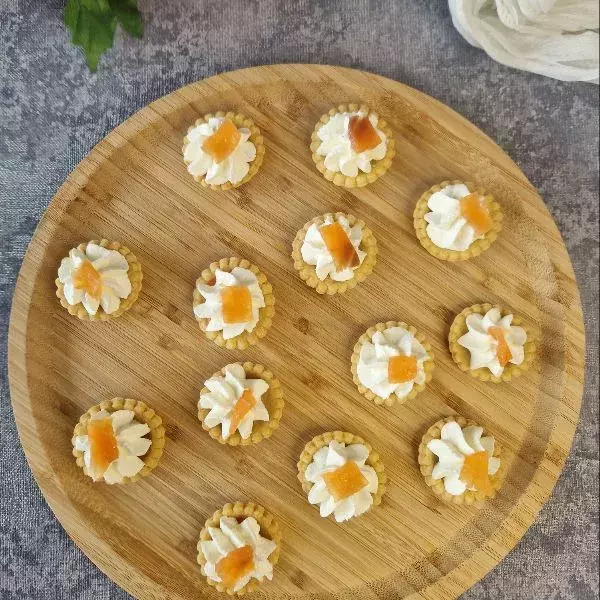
64 0 143 71
109 0 143 38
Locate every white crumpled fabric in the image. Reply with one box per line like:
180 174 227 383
449 0 599 83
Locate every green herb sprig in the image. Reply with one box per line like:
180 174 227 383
64 0 143 71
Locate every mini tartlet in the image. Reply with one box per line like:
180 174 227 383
351 321 434 406
291 212 377 294
297 431 387 522
418 415 503 506
449 303 535 382
193 258 275 349
72 398 165 484
197 502 282 595
198 362 284 446
182 111 265 190
310 103 395 188
56 239 142 321
413 180 503 261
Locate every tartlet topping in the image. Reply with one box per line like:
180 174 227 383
319 221 360 271
202 119 242 164
459 193 493 236
322 460 368 502
348 115 381 153
88 418 119 478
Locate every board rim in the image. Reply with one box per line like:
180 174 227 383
7 63 585 600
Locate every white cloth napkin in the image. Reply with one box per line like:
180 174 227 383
449 0 599 83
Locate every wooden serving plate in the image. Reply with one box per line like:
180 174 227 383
8 65 585 600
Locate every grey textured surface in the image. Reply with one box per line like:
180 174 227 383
1 1 598 599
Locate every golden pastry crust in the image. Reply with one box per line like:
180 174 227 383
55 239 142 321
297 431 387 519
350 321 435 406
291 212 378 295
182 111 265 190
196 502 282 595
198 362 284 446
413 180 503 261
192 257 276 349
418 415 503 506
310 103 395 187
72 398 165 484
449 303 536 383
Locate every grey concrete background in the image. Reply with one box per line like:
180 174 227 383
1 1 598 598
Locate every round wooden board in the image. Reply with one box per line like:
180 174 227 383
8 64 585 600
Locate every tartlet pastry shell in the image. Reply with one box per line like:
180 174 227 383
182 111 265 190
198 362 284 446
192 257 276 349
418 415 503 506
72 398 165 484
310 103 395 188
291 212 377 295
197 502 282 595
297 430 387 519
449 303 536 383
413 180 503 261
56 239 142 321
351 321 435 406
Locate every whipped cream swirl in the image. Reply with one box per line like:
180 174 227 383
194 267 265 340
357 326 430 400
300 215 366 281
315 112 387 177
305 441 379 522
424 183 481 251
184 117 256 185
74 410 152 484
458 307 527 377
427 421 500 496
199 363 269 440
57 243 132 316
201 516 277 592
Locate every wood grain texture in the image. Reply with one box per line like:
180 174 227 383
7 64 585 600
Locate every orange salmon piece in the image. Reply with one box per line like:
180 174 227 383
459 193 493 236
348 115 381 153
228 389 257 437
88 418 118 476
73 260 102 299
488 326 512 366
388 355 418 384
319 222 360 271
322 460 368 501
221 286 252 324
202 119 241 163
216 545 254 588
460 451 493 494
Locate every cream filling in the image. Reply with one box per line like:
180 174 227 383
423 183 481 251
